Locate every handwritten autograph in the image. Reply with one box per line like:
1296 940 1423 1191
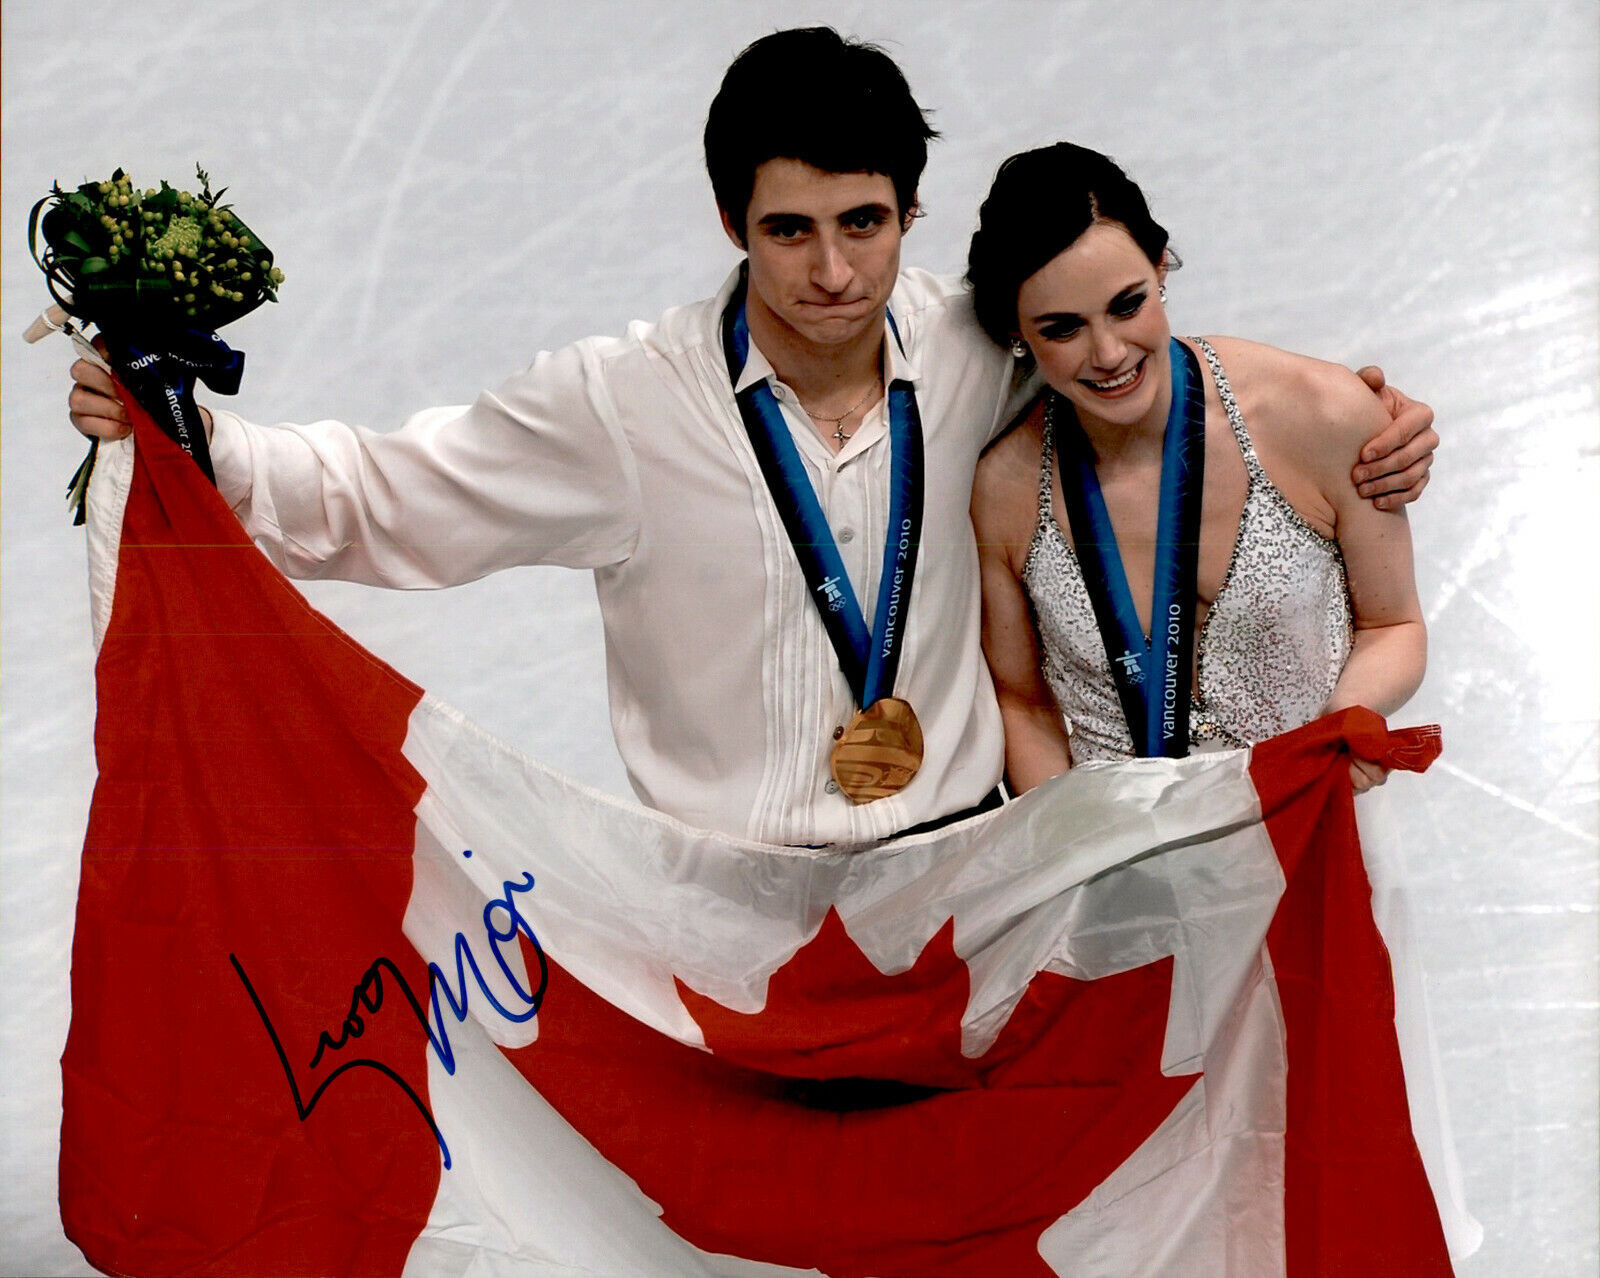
231 860 548 1168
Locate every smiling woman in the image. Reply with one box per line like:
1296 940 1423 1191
964 141 1475 1256
967 142 1427 792
1016 223 1171 424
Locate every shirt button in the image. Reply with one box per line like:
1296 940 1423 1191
825 779 840 794
838 528 855 543
833 726 844 740
773 386 789 401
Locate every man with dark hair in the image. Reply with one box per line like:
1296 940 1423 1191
704 26 937 241
66 27 1436 846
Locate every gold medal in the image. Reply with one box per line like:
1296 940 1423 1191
830 697 923 804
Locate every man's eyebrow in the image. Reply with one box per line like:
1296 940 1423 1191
755 211 816 229
837 201 895 221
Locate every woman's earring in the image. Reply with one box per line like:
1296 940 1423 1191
1009 338 1028 360
1159 284 1168 303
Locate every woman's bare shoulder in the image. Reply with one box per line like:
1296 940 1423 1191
975 397 1046 492
1195 336 1389 481
972 397 1048 547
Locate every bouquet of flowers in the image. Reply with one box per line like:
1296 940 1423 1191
27 165 284 521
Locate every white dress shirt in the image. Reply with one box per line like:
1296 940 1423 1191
210 267 1019 845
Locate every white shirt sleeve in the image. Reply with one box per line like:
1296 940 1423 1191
208 338 641 587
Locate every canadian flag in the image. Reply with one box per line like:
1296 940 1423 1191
60 401 1453 1276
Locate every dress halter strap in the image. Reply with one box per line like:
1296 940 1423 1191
1036 410 1059 534
1190 337 1266 485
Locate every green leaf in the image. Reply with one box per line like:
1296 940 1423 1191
35 165 283 336
65 440 98 527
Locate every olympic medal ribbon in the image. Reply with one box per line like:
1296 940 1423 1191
721 296 924 711
722 293 927 802
1053 338 1207 757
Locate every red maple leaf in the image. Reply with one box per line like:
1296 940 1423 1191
506 908 1196 1277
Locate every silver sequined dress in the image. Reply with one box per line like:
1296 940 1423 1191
1023 337 1354 761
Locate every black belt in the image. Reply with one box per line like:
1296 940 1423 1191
790 787 1006 850
893 786 1005 839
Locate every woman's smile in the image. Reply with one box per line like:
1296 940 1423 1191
1081 356 1148 397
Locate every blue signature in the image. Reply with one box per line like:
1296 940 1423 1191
230 858 548 1168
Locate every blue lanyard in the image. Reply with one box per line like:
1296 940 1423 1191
721 295 924 709
1054 338 1207 757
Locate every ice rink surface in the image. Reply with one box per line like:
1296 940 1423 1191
3 2 1595 1273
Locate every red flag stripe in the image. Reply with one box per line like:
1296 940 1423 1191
62 401 440 1276
1251 711 1452 1276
